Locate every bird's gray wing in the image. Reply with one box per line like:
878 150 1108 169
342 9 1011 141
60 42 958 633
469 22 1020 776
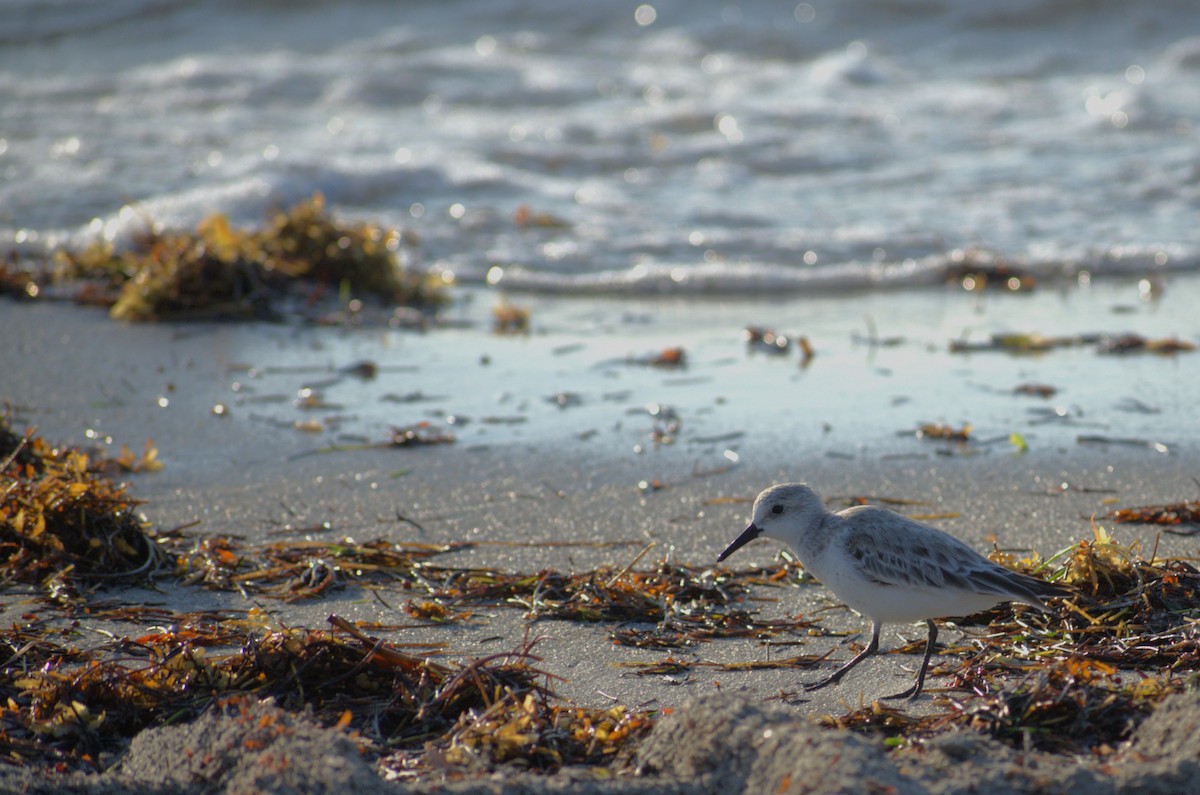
841 520 976 591
839 510 1067 604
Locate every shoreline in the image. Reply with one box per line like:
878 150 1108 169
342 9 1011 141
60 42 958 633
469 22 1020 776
1 285 1198 792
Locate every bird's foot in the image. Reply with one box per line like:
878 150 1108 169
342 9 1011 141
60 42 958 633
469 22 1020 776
801 674 841 693
878 683 922 701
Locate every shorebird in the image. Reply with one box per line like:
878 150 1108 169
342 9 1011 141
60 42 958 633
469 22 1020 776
718 483 1071 699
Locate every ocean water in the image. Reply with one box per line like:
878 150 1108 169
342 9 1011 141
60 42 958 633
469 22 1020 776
4 0 1200 296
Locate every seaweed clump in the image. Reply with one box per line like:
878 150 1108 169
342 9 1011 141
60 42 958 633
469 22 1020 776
0 612 653 775
0 253 43 300
54 193 445 321
1104 498 1200 530
172 532 812 646
0 417 162 601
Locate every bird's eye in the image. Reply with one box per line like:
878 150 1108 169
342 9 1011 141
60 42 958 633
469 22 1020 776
770 505 783 515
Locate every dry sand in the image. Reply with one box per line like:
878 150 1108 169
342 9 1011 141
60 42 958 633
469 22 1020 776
1 283 1197 793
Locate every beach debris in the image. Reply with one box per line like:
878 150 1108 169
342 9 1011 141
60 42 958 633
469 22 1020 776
50 193 445 322
492 299 531 334
984 523 1200 663
1103 498 1200 530
173 535 466 595
169 528 817 646
913 422 972 442
466 559 753 625
818 701 922 738
547 391 584 409
1096 334 1196 355
294 388 341 410
945 250 1037 292
0 416 164 601
604 541 658 588
404 598 473 623
0 610 650 775
742 327 815 366
628 347 687 367
633 402 682 447
431 693 651 774
512 204 570 229
932 658 1146 754
1013 382 1057 398
949 332 1093 354
652 347 687 367
742 326 792 355
950 333 1048 353
0 254 43 300
381 390 443 404
798 336 815 367
340 359 379 379
92 439 164 474
951 330 1194 356
390 421 456 447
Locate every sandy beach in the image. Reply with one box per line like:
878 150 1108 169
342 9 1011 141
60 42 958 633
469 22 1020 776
1 277 1198 792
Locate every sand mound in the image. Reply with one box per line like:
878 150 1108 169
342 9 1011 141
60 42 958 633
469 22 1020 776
7 691 1200 794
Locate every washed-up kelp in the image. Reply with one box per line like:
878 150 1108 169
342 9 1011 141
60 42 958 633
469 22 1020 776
950 331 1195 355
492 300 531 334
0 611 652 773
741 326 816 365
945 253 1037 292
1104 499 1200 530
973 526 1200 672
1096 334 1196 355
0 418 163 600
52 193 446 321
817 655 1156 755
913 422 972 442
442 561 755 623
175 532 810 642
178 528 820 647
931 657 1159 754
0 255 41 300
175 535 474 600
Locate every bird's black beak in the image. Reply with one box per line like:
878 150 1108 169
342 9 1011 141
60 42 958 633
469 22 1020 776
717 523 762 562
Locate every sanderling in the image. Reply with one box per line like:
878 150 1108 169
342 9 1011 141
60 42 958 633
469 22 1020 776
717 483 1071 699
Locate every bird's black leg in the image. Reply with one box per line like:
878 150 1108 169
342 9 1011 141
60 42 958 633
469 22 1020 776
804 620 881 692
881 619 938 701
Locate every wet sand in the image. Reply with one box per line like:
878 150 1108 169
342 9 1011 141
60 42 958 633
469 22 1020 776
1 279 1197 792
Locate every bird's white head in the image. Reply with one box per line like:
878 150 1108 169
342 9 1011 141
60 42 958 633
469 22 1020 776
717 483 827 562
